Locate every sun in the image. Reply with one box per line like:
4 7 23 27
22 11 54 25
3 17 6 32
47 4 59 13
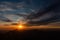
18 25 23 29
15 25 24 30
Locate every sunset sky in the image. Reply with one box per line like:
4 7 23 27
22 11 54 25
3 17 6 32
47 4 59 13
0 0 60 30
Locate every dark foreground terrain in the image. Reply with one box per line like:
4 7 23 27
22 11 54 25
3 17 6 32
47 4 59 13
0 29 60 40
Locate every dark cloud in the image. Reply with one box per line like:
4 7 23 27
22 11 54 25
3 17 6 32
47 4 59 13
0 0 60 26
0 16 12 22
0 0 22 2
16 14 27 17
27 1 60 19
27 16 60 25
26 0 60 25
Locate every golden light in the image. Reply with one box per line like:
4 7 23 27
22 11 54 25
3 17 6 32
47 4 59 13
18 25 23 29
15 20 28 30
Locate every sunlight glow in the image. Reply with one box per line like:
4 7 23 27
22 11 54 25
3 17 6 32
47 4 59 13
18 25 23 29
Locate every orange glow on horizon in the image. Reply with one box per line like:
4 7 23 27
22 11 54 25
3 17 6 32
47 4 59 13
17 24 25 30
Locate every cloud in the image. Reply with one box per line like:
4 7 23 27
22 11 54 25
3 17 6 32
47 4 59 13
0 0 60 26
0 2 24 11
0 1 33 23
0 1 33 14
3 14 21 22
26 0 60 25
0 16 12 22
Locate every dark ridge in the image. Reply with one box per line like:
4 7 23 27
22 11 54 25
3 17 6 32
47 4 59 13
0 29 60 40
0 29 48 40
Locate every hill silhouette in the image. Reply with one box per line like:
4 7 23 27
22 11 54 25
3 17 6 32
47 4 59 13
0 29 60 40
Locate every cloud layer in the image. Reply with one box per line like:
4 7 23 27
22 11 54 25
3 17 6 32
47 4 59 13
0 1 34 23
0 0 60 26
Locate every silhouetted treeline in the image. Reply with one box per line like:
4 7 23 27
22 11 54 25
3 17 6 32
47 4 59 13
0 29 60 40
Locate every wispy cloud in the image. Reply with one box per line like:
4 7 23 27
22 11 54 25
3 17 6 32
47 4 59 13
0 1 33 23
0 0 60 26
26 0 60 25
0 15 12 22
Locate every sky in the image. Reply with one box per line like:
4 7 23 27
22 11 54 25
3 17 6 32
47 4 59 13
0 0 60 26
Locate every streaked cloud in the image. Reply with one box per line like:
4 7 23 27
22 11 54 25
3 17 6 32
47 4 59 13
0 1 33 23
0 0 60 26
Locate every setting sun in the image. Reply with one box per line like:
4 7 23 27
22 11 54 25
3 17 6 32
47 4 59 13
18 25 23 29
